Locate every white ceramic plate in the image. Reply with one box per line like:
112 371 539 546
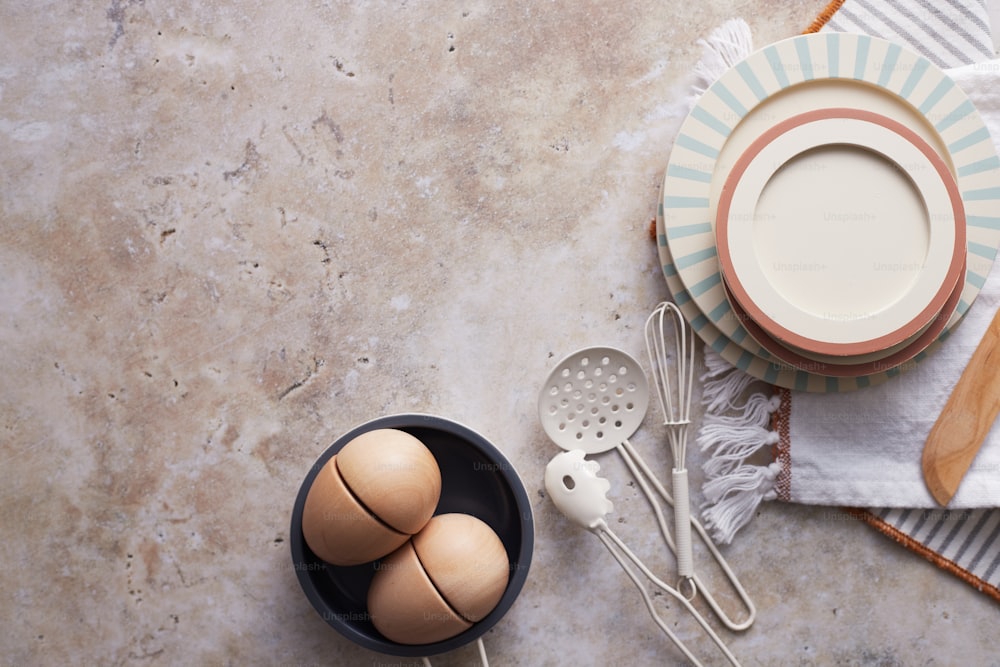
722 261 963 377
716 108 966 356
656 32 1000 392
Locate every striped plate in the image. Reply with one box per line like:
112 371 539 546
657 32 1000 392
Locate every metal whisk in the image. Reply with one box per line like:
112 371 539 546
644 300 697 590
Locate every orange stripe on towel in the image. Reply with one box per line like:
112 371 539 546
771 387 792 502
803 0 847 34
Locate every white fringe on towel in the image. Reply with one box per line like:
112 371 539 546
700 347 758 414
698 348 781 545
691 18 755 97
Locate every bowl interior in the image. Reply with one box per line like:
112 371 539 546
289 414 534 657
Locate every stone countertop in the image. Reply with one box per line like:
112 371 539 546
2 2 997 665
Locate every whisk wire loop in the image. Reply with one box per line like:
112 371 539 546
645 301 696 464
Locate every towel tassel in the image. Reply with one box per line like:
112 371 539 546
702 462 781 545
691 18 754 97
697 348 781 544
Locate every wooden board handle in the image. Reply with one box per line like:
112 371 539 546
922 307 1000 506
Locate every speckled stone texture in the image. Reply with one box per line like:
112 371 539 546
2 1 998 666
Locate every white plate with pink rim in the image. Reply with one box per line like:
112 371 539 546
656 32 1000 392
715 107 966 358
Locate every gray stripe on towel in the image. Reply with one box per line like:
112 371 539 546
829 0 992 67
951 510 994 563
887 0 993 64
981 542 1000 583
967 512 1000 573
930 512 969 557
938 0 994 55
853 0 960 67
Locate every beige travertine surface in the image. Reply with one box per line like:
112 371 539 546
2 2 998 665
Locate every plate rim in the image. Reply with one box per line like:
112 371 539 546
720 257 964 377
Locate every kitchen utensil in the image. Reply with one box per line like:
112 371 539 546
923 307 1000 505
538 346 755 630
544 450 742 667
537 346 650 461
657 32 1000 392
716 108 965 356
644 301 696 585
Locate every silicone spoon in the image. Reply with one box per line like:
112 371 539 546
545 450 742 667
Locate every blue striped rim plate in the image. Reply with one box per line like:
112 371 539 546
657 32 1000 392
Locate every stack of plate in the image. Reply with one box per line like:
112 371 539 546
657 33 1000 392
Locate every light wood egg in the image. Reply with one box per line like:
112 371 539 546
367 513 510 644
367 540 473 645
336 428 442 534
413 513 510 622
301 429 441 566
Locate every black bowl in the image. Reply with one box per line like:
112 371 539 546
289 413 534 657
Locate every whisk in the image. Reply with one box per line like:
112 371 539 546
644 300 697 591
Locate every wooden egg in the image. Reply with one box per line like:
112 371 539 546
336 428 442 534
301 429 441 566
413 513 509 622
367 513 510 644
367 540 472 645
301 455 409 566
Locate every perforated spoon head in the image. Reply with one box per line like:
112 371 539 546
537 346 650 455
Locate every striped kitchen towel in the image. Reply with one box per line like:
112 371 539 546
820 0 995 67
819 0 1000 605
692 0 1000 603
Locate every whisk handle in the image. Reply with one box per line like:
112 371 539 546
673 468 694 580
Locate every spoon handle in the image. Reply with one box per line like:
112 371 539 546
596 526 743 667
619 438 757 630
594 530 704 667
